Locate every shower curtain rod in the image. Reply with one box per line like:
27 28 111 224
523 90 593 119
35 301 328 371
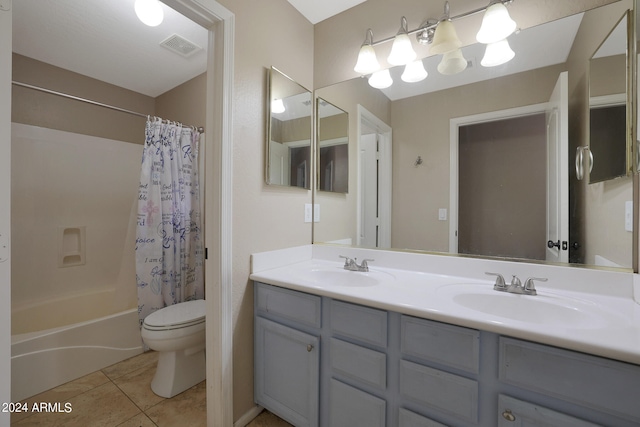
12 80 204 133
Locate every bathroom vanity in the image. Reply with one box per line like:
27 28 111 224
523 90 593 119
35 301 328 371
251 245 640 427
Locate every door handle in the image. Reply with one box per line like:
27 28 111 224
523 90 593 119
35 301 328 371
547 240 560 249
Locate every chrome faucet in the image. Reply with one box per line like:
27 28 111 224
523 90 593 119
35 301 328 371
485 272 547 296
340 256 374 272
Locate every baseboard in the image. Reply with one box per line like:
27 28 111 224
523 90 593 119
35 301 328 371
234 405 264 427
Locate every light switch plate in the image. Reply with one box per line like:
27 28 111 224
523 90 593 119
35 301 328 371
438 208 447 221
304 204 312 223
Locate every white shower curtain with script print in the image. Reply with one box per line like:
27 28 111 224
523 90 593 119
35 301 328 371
135 118 204 325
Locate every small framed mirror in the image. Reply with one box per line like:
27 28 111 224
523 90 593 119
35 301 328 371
266 67 312 189
587 11 631 183
317 98 349 193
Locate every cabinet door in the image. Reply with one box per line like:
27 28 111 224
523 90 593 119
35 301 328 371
255 317 319 427
329 379 386 427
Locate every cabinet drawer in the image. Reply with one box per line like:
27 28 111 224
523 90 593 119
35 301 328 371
329 379 386 427
498 395 599 427
401 315 479 373
399 360 478 424
399 408 448 427
331 300 387 347
255 282 321 328
499 337 640 423
330 338 386 390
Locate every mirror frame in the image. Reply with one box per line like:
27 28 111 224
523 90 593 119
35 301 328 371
266 66 313 189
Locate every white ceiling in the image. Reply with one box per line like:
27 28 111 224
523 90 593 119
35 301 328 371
12 0 209 98
287 0 368 24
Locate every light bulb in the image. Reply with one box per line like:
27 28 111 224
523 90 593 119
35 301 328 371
368 69 393 89
476 3 517 44
401 60 428 83
480 39 515 67
135 0 164 27
387 17 417 66
437 49 468 75
271 99 285 114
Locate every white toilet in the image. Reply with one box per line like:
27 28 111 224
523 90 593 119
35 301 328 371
141 299 206 398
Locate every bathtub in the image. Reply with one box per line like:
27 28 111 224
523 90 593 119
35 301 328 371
11 308 143 401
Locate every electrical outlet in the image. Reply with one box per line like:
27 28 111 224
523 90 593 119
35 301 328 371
304 204 313 223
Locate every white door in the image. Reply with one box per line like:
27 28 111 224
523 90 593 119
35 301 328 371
360 133 378 247
545 71 569 263
269 141 289 185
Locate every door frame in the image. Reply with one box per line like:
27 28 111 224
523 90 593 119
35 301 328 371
1 1 235 425
449 103 547 254
357 105 392 248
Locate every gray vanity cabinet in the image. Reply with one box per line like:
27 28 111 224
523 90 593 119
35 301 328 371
254 284 321 427
254 282 640 427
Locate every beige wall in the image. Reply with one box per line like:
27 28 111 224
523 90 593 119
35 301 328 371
12 54 153 144
156 72 207 127
215 0 314 419
565 0 633 266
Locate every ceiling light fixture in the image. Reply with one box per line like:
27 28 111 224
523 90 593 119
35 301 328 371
271 99 285 114
368 69 393 89
401 60 428 83
354 0 517 86
135 0 164 27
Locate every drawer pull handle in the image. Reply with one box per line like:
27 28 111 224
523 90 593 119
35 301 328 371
306 344 314 352
502 409 516 422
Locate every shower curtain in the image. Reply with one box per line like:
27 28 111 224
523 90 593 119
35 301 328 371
135 117 204 324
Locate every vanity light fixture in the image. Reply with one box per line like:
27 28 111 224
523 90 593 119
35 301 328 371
271 99 285 114
354 0 517 85
388 17 417 66
354 29 381 75
134 0 164 27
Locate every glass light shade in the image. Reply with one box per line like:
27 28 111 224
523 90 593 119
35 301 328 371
480 39 515 67
354 44 380 75
430 20 461 54
476 3 517 44
388 33 417 66
401 60 428 83
271 99 285 114
135 0 164 27
368 69 393 89
437 49 468 75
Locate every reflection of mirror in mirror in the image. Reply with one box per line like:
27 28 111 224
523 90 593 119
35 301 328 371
314 2 634 270
588 14 629 183
266 67 312 189
317 98 349 193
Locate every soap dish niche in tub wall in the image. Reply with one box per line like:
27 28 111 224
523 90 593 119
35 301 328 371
58 226 86 267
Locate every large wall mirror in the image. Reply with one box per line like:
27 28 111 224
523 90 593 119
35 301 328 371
266 67 312 189
314 1 636 270
317 98 349 193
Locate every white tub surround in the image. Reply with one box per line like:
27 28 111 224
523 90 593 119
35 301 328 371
250 244 640 366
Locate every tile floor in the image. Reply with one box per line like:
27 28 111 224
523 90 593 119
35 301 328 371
10 351 290 427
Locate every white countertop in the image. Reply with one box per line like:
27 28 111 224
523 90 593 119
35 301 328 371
250 245 640 366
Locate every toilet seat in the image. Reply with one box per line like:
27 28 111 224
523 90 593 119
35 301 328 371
142 299 206 331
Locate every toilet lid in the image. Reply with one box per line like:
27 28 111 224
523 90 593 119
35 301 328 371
143 299 206 329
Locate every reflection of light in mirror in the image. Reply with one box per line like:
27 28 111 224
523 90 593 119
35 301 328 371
481 39 516 67
369 69 393 89
134 0 164 27
271 99 285 114
401 60 428 83
476 3 517 44
437 49 468 75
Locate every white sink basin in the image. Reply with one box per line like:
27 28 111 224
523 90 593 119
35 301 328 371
290 266 395 287
437 284 615 328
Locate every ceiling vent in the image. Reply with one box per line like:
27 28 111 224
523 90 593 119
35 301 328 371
160 34 202 57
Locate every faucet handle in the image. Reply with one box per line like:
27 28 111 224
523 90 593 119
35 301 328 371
359 259 375 271
523 277 547 295
486 272 506 290
339 255 355 267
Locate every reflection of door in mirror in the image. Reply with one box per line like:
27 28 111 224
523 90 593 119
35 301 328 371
317 98 349 193
267 67 312 189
